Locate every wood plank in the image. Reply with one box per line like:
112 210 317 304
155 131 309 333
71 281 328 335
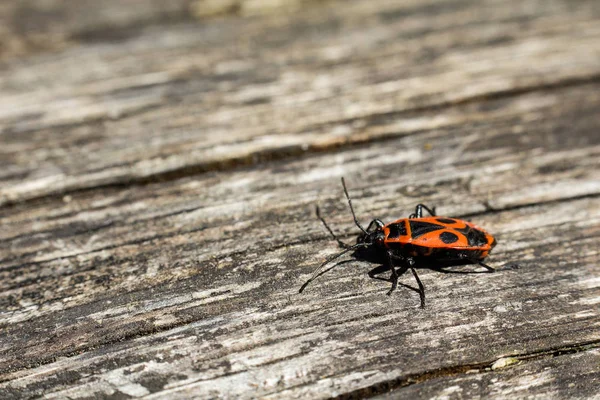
0 0 332 48
2 1 600 398
0 198 598 398
2 83 599 268
372 347 600 399
0 0 191 61
2 0 600 205
1 83 599 398
0 0 330 62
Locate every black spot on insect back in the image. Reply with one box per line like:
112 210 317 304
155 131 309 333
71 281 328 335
455 226 488 247
439 231 459 244
387 221 407 238
466 229 487 246
435 218 456 224
409 221 445 238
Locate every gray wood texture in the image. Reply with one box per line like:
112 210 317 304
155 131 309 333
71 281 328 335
1 0 599 398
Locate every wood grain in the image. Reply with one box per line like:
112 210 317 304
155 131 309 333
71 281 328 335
372 348 600 399
1 0 600 398
2 85 600 398
2 0 600 206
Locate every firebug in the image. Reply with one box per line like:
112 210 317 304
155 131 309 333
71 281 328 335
299 178 497 307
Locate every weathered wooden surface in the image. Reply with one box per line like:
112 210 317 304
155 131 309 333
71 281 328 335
2 0 600 206
374 348 600 399
1 0 600 399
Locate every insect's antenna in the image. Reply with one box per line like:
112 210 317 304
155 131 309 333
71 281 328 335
341 177 368 234
316 205 350 249
299 243 369 293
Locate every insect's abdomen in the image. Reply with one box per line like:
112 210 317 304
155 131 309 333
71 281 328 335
383 217 496 258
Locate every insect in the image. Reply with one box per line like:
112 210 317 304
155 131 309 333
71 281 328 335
299 178 497 307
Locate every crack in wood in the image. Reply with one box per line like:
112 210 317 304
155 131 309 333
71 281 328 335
330 339 600 399
459 192 600 219
2 73 600 210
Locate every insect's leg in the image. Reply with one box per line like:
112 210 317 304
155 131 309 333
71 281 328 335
386 250 399 295
365 219 385 233
365 220 378 233
368 264 392 281
316 205 350 249
477 261 495 272
410 266 426 308
414 204 437 218
388 254 424 307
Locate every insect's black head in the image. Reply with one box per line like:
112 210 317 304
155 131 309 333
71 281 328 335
350 219 386 263
356 219 385 247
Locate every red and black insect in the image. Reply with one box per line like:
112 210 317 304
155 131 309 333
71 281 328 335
299 178 497 307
